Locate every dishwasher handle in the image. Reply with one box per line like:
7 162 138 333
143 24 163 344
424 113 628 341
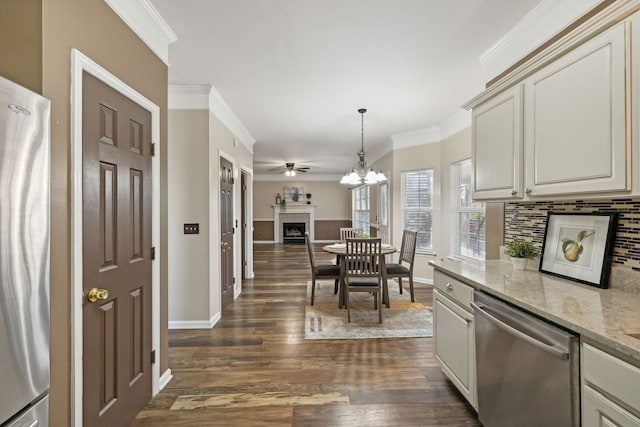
471 301 570 360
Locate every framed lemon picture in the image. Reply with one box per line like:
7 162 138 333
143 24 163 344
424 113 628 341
540 212 618 288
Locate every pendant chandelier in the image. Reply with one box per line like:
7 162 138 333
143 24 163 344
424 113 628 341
340 108 387 185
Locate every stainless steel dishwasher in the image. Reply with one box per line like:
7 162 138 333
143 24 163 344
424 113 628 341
471 291 579 427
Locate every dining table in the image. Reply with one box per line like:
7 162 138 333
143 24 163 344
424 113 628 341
322 242 397 309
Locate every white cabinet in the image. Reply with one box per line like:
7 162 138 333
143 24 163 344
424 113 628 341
582 343 640 427
432 271 476 409
472 85 523 200
524 20 629 197
468 16 632 200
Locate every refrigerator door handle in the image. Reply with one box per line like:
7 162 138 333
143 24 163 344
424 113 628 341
471 301 569 360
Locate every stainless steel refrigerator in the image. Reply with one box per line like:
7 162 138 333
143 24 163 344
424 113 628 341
0 75 51 426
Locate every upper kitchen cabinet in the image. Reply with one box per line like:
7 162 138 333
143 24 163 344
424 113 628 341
472 85 523 200
523 20 629 197
465 3 638 201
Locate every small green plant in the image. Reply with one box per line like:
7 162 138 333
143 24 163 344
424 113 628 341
505 239 539 259
356 232 370 238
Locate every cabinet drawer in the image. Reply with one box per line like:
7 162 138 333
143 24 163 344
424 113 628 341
582 343 640 415
433 270 474 310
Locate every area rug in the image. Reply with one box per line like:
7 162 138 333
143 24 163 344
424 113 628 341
304 280 433 339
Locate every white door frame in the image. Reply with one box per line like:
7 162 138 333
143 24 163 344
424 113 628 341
240 164 254 280
70 49 164 427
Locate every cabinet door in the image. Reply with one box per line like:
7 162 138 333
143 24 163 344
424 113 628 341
433 289 476 408
472 85 523 200
582 386 640 427
524 20 629 197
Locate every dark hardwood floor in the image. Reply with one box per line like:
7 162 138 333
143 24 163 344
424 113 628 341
131 243 480 426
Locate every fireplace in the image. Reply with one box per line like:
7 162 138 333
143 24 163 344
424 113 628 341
283 222 306 243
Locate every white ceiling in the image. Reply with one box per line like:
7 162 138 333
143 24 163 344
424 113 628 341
150 0 544 176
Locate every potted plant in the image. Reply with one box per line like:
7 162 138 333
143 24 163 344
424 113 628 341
504 239 539 270
279 198 286 212
306 193 312 204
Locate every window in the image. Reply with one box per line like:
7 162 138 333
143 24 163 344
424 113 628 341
452 159 486 259
352 185 370 234
401 169 433 252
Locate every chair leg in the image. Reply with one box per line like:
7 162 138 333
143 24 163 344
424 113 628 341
334 279 339 294
378 289 382 323
398 277 403 294
409 276 415 302
346 287 351 322
311 279 316 305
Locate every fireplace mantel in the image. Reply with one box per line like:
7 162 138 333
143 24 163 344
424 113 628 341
273 204 315 243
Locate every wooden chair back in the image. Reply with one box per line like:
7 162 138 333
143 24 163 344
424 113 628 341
339 227 361 242
398 229 418 267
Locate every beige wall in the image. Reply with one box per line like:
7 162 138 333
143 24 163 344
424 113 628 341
0 0 42 92
391 142 442 282
253 181 351 220
167 109 253 324
168 110 210 321
439 128 472 258
32 0 169 425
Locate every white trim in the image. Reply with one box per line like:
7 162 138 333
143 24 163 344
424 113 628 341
391 127 441 150
70 49 162 427
240 164 255 280
465 0 639 109
168 84 211 110
439 110 471 140
209 86 256 152
168 313 222 330
253 173 344 182
479 0 601 82
103 0 177 65
158 368 173 391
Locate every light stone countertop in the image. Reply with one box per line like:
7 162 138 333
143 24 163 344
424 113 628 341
429 258 640 363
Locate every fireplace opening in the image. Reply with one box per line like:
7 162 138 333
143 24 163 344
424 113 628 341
283 222 306 244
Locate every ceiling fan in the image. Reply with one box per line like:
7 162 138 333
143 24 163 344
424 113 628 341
269 162 310 176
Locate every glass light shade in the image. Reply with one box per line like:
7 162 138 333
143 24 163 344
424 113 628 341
364 169 378 184
340 173 351 184
285 170 296 177
348 171 361 185
376 171 387 182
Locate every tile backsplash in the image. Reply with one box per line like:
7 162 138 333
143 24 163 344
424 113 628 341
505 198 640 292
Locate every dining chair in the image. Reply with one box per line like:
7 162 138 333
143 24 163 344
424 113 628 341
305 232 341 305
344 237 385 323
385 229 418 302
339 227 361 242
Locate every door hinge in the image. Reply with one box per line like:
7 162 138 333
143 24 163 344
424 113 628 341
151 246 156 260
151 349 156 364
151 142 156 156
233 277 236 284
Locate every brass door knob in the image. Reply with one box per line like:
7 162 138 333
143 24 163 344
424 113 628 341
87 288 110 302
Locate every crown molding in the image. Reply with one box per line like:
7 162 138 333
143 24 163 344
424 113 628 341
465 0 639 109
439 109 471 140
208 86 256 152
104 0 178 65
168 84 211 110
391 127 441 150
254 173 343 182
479 0 601 83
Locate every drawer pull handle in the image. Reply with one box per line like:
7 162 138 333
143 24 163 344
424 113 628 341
445 283 454 291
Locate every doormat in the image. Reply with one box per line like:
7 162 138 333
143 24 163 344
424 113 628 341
304 280 433 340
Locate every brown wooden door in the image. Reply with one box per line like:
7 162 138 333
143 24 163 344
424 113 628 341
220 156 234 312
82 72 152 427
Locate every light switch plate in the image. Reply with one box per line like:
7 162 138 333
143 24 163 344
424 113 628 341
184 223 199 234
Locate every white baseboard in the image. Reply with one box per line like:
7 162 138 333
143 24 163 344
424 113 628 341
158 368 173 391
168 312 221 329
